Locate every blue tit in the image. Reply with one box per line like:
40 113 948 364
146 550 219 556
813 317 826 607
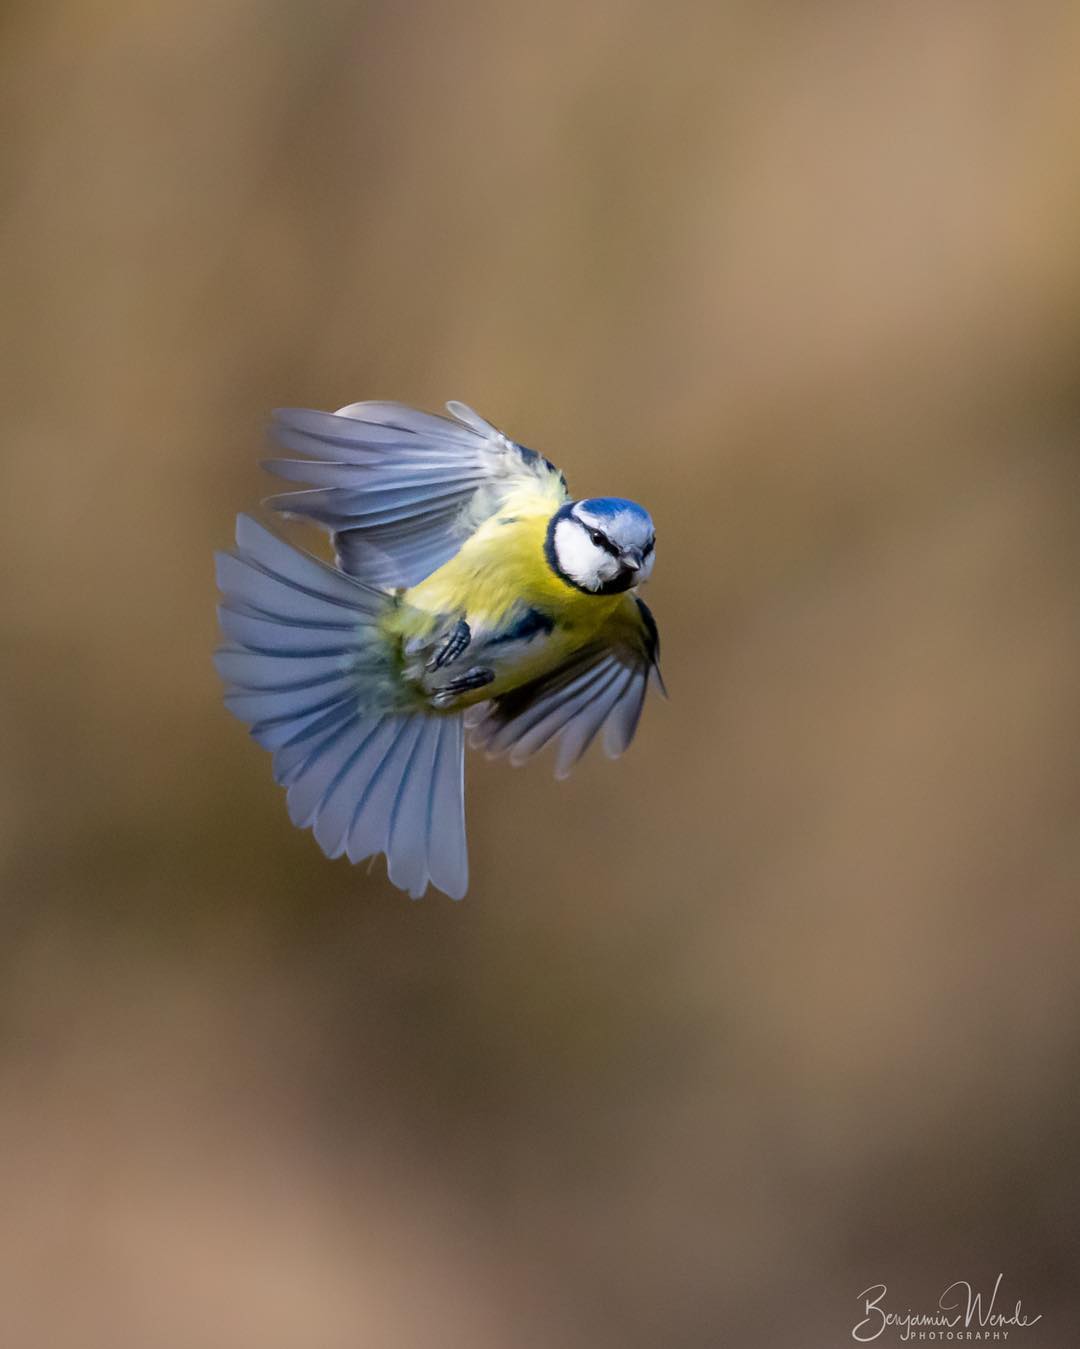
215 400 664 900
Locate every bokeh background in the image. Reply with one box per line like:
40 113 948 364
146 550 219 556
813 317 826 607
3 3 1080 1345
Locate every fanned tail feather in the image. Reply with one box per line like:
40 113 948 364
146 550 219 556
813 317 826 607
214 514 468 899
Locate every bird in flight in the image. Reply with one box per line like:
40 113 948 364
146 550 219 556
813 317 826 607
215 400 664 899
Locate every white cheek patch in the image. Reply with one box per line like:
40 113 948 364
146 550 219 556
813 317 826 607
553 519 618 590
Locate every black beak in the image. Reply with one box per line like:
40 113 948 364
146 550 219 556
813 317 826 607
622 549 643 572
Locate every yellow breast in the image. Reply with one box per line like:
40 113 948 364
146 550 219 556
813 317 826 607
403 508 620 640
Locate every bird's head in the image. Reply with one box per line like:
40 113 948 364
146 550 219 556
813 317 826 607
546 498 656 595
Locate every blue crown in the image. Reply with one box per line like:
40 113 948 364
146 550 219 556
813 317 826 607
579 496 651 524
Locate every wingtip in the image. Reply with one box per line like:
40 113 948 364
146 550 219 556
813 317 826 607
270 406 306 426
446 399 499 437
233 511 265 549
425 864 468 901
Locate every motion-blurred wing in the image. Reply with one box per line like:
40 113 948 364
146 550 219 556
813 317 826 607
264 400 569 588
467 598 664 779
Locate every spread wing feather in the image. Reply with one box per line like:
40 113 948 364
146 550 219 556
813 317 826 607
467 598 664 779
265 400 568 589
215 514 468 899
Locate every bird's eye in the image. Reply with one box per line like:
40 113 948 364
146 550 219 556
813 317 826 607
588 529 606 547
643 538 655 556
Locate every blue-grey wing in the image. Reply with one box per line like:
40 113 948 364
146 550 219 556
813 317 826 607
264 400 569 589
467 599 664 779
215 514 469 900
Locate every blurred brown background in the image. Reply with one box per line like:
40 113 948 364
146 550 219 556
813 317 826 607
3 2 1080 1346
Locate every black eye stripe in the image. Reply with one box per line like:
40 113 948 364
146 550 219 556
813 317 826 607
586 526 620 556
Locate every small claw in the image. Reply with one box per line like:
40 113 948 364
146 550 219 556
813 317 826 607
430 665 495 708
427 617 472 671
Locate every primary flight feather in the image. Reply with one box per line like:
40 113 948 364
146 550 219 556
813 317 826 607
215 400 663 899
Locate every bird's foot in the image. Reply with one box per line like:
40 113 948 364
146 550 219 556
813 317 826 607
430 665 495 709
426 618 472 671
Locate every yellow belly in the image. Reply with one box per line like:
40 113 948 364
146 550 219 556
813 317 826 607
388 509 622 704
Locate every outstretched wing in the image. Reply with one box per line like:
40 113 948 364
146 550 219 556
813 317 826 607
467 597 665 779
264 400 569 589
